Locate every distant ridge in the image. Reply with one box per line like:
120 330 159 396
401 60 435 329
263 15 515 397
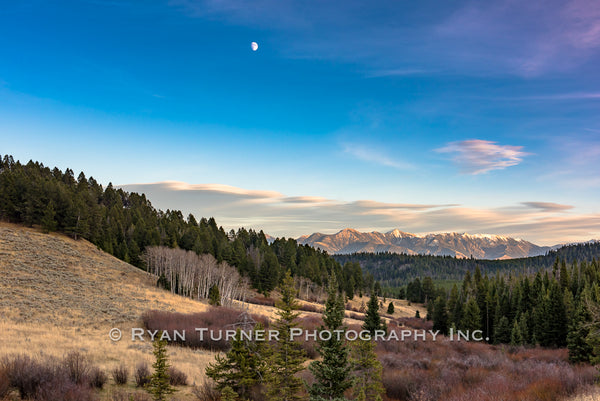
297 228 552 260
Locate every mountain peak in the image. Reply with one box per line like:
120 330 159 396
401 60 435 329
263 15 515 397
297 228 549 259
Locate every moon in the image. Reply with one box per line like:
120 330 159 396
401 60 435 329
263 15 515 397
251 42 258 51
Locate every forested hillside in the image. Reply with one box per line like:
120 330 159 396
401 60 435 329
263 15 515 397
335 242 600 289
0 155 372 296
427 259 600 363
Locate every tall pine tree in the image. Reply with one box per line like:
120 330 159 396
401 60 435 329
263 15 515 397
266 271 307 401
308 276 352 401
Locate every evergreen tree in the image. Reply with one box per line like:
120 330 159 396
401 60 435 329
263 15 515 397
41 201 57 233
432 296 449 335
308 276 352 401
460 297 481 333
547 281 568 347
386 302 395 315
221 386 239 401
494 316 511 344
147 337 176 401
510 319 524 345
350 339 384 401
415 310 420 319
567 302 593 363
209 284 221 306
205 328 268 400
447 284 462 328
363 290 383 336
266 271 307 401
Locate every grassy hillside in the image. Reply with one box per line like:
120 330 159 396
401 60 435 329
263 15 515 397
0 223 215 398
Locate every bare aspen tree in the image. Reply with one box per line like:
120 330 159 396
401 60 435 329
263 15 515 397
143 246 249 306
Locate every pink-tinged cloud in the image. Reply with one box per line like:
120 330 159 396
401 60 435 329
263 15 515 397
522 202 574 212
118 181 600 245
435 139 529 174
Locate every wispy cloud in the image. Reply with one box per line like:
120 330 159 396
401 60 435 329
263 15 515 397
118 181 600 245
522 202 574 212
170 0 600 77
342 142 413 170
435 0 600 76
435 139 529 174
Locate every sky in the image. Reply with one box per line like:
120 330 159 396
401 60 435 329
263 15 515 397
1 0 599 245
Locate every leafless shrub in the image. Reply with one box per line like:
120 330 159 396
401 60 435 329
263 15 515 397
168 367 188 386
111 364 128 385
89 367 107 389
135 362 151 388
298 303 320 313
63 351 90 385
192 379 221 401
247 296 275 306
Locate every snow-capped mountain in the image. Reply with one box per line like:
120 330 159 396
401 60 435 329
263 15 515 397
297 228 551 259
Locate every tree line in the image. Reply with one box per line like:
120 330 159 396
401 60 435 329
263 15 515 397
0 155 375 297
335 242 600 290
424 258 600 363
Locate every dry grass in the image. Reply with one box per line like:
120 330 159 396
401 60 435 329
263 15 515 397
0 224 217 399
345 295 427 319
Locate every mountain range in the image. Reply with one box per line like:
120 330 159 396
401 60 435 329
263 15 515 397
297 228 553 259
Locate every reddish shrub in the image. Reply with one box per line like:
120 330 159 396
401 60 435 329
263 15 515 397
34 375 97 401
142 307 270 352
248 296 275 307
168 367 188 386
298 303 321 313
1 354 97 401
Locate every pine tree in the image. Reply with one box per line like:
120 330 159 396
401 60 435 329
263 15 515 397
308 276 352 401
386 302 395 315
510 319 524 345
209 284 221 306
494 316 511 344
547 281 568 347
147 337 176 401
363 290 383 336
432 296 449 335
266 271 307 401
41 201 57 233
350 339 384 401
415 310 420 319
461 297 481 333
568 302 593 363
205 328 268 400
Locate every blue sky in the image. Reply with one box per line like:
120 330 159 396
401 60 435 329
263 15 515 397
1 0 599 244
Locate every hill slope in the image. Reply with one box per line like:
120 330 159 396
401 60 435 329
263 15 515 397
298 228 551 259
0 223 206 326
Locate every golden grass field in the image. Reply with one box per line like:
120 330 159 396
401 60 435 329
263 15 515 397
0 223 423 399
